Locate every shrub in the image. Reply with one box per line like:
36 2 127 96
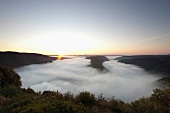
0 65 21 87
0 85 22 97
75 91 96 108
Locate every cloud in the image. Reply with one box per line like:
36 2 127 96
15 56 162 102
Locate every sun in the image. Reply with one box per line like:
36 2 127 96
56 51 66 60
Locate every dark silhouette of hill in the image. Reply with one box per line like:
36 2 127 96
86 56 110 72
0 51 56 68
115 55 170 75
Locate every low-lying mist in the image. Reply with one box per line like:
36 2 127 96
15 56 162 102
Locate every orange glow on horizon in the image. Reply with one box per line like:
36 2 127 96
57 55 62 60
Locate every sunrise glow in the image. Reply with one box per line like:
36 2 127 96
57 55 62 60
0 0 170 55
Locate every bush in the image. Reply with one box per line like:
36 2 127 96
0 85 22 97
75 91 96 108
0 65 21 87
150 88 170 113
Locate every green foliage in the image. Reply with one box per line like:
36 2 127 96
0 94 9 109
1 86 170 113
150 88 170 112
0 65 21 87
130 85 170 113
3 99 33 113
42 101 78 113
63 91 74 101
75 91 96 108
22 87 36 94
108 97 131 113
0 85 22 97
130 97 156 113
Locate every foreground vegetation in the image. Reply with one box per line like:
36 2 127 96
0 65 170 113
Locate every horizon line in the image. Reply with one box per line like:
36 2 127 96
1 51 170 56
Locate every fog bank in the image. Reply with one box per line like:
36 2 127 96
15 56 162 102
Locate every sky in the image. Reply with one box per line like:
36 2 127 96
0 0 170 55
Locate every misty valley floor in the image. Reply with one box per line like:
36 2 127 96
14 56 163 102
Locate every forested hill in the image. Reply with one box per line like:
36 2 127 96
115 55 170 76
0 51 56 68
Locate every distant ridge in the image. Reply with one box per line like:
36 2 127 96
0 51 56 68
115 55 170 76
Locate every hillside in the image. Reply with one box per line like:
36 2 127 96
0 51 56 68
115 55 170 75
